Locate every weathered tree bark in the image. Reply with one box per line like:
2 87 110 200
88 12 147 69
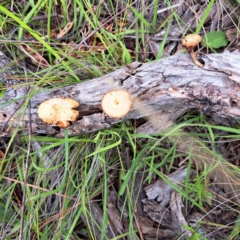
0 51 239 137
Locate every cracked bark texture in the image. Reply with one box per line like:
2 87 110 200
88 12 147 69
0 51 240 137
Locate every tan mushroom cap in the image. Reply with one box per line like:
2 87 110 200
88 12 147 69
38 98 79 128
101 90 132 118
182 34 202 51
182 34 203 67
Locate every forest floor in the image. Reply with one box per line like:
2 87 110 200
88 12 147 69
0 0 240 239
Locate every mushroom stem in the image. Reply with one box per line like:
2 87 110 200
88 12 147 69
189 49 203 68
182 34 203 68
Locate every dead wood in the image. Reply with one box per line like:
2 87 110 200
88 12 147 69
107 191 124 235
173 132 240 203
142 130 240 204
0 51 240 137
80 201 117 239
170 192 192 238
144 167 187 207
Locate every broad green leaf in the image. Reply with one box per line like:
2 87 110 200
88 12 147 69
201 31 228 49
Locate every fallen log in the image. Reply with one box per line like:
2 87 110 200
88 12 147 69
0 51 239 137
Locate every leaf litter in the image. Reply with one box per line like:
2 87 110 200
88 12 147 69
0 0 240 239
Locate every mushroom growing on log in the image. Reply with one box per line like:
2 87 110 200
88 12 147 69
0 51 240 137
101 90 132 118
38 98 79 128
0 51 240 222
182 34 203 67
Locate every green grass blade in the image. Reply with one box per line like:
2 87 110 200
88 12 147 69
195 0 215 34
0 5 79 81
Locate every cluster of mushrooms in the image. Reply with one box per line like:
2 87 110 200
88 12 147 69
38 34 202 128
38 90 132 128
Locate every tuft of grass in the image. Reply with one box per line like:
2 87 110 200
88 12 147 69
0 0 239 239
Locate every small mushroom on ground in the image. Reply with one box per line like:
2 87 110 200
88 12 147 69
38 98 79 128
182 34 203 67
101 90 132 118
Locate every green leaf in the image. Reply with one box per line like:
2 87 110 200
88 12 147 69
0 82 6 99
201 31 228 49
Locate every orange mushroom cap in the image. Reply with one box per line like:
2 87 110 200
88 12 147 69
38 98 79 128
101 90 132 118
182 34 202 52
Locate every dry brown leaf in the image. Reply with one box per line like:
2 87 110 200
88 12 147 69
57 21 74 39
49 29 58 38
42 29 58 39
226 28 239 42
0 150 4 159
105 22 114 32
89 43 106 52
62 41 76 51
19 44 50 68
77 43 87 51
62 41 86 58
117 19 127 28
